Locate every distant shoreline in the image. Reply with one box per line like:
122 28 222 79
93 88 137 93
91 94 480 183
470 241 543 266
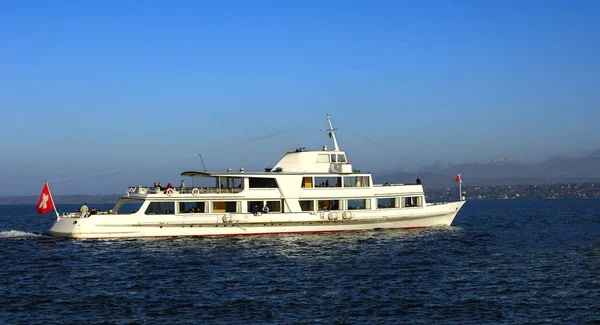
0 194 120 205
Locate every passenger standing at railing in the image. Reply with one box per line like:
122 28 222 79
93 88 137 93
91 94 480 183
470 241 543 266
180 179 185 189
79 203 88 215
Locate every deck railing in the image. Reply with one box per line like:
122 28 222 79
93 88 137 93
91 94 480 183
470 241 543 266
126 186 244 195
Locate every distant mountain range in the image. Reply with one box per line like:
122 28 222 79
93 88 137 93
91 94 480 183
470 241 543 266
376 149 600 188
2 149 599 203
0 195 120 205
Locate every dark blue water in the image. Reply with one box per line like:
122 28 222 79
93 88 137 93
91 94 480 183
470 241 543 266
1 199 599 325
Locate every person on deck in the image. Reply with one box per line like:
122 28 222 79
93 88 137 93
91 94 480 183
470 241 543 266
253 205 260 216
262 205 269 213
180 180 185 189
416 176 422 185
79 203 89 215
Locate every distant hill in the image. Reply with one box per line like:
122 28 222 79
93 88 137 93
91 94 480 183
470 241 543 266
0 194 120 205
376 149 600 188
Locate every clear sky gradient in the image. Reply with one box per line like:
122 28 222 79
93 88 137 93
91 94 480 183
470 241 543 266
1 1 599 195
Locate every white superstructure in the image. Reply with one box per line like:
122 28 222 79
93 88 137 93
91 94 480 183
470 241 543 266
50 115 465 239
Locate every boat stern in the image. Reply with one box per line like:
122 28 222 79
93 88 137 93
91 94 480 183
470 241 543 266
50 217 84 238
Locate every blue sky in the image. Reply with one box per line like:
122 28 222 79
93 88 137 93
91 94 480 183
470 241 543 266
1 0 599 195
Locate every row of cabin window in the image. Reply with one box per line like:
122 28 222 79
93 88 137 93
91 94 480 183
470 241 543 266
145 200 283 215
376 197 423 208
299 199 367 211
299 196 423 211
302 176 370 188
206 177 277 189
144 196 423 215
317 154 347 163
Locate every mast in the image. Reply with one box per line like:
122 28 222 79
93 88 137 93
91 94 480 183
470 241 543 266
326 114 340 151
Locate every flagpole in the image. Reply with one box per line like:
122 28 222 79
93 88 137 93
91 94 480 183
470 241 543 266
459 180 462 201
46 181 60 219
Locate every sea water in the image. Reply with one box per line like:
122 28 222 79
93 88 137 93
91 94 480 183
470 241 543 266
1 199 599 324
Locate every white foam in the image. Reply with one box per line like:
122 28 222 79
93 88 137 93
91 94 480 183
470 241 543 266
0 230 42 238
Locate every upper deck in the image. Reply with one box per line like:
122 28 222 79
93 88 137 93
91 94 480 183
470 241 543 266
123 115 424 200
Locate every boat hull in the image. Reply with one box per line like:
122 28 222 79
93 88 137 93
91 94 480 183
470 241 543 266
50 201 465 239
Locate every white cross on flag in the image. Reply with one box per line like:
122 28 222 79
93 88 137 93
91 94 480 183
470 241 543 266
36 182 55 215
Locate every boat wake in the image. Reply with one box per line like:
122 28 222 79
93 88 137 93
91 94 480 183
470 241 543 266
0 230 46 239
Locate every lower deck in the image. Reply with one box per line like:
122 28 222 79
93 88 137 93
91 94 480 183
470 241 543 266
107 193 428 218
50 201 465 238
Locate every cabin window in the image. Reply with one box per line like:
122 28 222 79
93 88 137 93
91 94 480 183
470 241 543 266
337 154 346 163
266 200 282 213
377 198 397 209
145 202 175 215
299 200 314 211
314 177 342 188
247 200 282 213
402 196 423 207
213 201 238 213
301 177 313 188
249 177 278 188
112 200 143 214
248 201 263 213
347 199 368 210
343 176 369 187
318 199 340 211
317 154 330 163
217 177 244 190
233 177 244 188
330 154 337 162
179 202 206 213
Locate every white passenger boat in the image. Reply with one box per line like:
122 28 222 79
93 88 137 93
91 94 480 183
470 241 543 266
50 115 465 238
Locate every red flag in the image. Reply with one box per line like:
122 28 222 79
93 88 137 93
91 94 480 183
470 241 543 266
455 174 462 183
36 183 55 215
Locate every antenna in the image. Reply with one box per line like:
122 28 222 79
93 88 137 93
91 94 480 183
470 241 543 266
199 153 207 172
326 114 340 151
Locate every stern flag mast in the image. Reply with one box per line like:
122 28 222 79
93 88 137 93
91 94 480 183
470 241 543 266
326 114 340 151
47 182 60 219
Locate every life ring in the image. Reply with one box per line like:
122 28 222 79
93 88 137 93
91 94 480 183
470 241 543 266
166 188 174 196
192 188 199 195
334 164 340 171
